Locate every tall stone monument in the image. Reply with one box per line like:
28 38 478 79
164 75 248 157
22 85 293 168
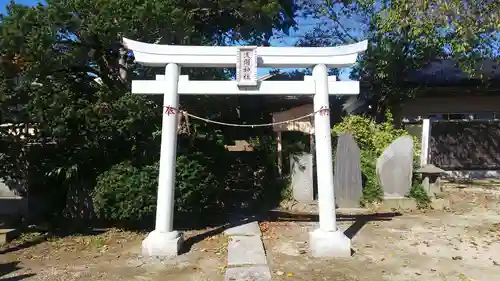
333 133 363 208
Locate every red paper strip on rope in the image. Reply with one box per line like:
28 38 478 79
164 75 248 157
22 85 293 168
164 106 177 116
319 106 329 116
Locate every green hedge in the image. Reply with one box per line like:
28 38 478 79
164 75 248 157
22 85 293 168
92 152 224 226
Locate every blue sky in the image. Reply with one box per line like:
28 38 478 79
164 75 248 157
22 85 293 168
0 0 353 80
0 0 35 9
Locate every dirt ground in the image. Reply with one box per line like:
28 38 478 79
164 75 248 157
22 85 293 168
1 186 500 281
262 186 500 281
0 227 228 281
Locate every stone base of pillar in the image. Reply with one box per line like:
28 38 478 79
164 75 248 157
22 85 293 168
308 229 351 258
142 230 183 257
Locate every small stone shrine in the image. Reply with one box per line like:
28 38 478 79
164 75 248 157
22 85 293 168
417 164 446 198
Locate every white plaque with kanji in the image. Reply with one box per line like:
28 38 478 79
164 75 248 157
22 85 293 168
236 46 258 86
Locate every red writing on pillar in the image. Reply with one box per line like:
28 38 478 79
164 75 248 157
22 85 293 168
164 106 177 116
319 106 329 116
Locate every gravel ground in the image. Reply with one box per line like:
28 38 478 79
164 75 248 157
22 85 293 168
1 186 499 281
0 227 227 281
262 186 500 281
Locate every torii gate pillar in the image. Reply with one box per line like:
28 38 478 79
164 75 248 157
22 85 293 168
309 64 351 257
141 63 183 257
124 38 367 258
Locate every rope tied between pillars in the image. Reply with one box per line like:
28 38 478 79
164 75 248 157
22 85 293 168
162 105 330 128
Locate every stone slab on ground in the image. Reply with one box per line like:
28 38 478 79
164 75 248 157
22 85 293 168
367 198 451 212
375 197 417 211
336 208 372 215
227 235 267 266
224 221 261 236
430 198 450 210
224 217 272 281
224 265 272 281
276 202 371 215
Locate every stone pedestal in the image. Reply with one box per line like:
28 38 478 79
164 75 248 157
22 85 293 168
142 230 183 257
308 229 351 258
380 197 418 211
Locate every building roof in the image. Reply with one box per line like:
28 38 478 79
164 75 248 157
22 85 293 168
407 59 500 86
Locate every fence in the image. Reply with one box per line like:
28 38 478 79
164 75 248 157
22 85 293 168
429 120 500 170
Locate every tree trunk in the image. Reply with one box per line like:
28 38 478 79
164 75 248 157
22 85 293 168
118 47 128 82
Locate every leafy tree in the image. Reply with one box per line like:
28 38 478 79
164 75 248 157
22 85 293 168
0 0 298 222
297 0 499 119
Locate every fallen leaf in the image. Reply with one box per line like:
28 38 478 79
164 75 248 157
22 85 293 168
287 273 293 277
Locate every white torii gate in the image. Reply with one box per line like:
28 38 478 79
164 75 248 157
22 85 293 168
124 38 368 258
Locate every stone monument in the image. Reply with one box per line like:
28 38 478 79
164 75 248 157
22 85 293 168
290 152 315 202
333 133 363 208
376 135 414 198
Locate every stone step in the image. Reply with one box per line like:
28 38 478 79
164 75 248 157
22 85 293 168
273 203 371 215
224 265 272 281
227 235 267 266
224 221 261 236
0 228 19 245
224 218 271 281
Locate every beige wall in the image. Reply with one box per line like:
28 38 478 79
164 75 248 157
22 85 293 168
401 95 500 118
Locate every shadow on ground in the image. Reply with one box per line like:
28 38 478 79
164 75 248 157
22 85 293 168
181 210 402 254
265 210 402 239
0 261 35 281
0 227 107 255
